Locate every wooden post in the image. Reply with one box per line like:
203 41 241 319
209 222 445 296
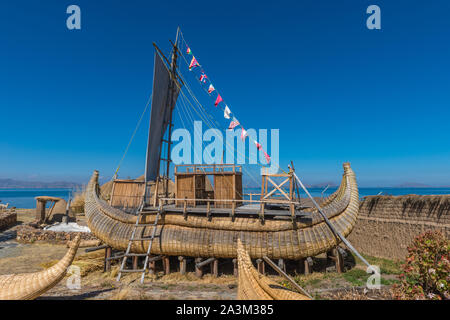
211 259 218 278
132 256 138 270
153 178 159 208
195 258 203 278
298 258 305 274
178 256 186 275
335 248 343 273
231 201 236 221
232 258 238 277
163 256 170 275
278 259 286 273
35 199 46 223
206 201 211 220
289 168 295 218
104 247 112 272
304 257 313 275
327 247 344 273
256 259 265 275
149 258 156 275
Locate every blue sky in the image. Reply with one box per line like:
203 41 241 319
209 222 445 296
1 0 449 187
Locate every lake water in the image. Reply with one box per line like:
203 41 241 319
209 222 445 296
1 187 449 209
0 189 73 209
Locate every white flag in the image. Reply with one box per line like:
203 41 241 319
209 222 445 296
224 105 231 119
241 128 248 141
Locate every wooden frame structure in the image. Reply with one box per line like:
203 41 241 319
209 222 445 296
260 167 298 218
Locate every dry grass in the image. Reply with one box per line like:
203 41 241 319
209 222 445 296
71 251 104 277
110 287 132 300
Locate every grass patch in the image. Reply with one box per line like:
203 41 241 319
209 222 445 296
351 253 402 275
342 269 368 286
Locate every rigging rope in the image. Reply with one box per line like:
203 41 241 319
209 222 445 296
112 93 153 180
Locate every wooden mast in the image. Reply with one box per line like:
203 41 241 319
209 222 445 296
162 27 180 199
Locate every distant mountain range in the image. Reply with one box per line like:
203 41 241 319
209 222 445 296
392 182 433 188
0 178 80 189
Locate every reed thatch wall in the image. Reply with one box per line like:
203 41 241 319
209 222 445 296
347 195 450 260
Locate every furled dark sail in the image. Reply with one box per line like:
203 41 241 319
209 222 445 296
144 51 180 182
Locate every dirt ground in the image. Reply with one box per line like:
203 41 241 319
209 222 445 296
0 210 399 300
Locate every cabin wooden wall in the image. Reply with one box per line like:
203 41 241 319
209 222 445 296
110 181 145 211
214 174 242 208
176 175 195 206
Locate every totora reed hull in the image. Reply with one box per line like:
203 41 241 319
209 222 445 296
0 235 81 300
84 163 359 260
236 239 310 300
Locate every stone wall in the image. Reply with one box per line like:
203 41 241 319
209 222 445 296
348 195 450 260
16 225 98 244
0 210 17 231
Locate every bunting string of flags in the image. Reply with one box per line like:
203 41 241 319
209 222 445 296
182 40 271 164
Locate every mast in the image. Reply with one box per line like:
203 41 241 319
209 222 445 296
163 27 181 198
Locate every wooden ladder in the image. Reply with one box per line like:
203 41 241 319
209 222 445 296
116 203 163 284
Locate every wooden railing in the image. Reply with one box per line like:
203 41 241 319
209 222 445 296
157 196 301 221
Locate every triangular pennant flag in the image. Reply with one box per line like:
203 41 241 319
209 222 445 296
224 105 231 119
241 128 248 142
228 117 240 130
214 94 223 107
186 47 192 55
199 73 207 83
263 150 271 164
208 84 215 94
254 140 262 150
189 56 200 71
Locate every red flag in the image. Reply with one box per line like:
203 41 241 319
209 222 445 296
214 94 223 107
263 151 271 164
228 118 240 130
254 141 262 150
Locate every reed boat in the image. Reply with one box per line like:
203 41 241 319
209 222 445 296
84 29 360 279
0 235 80 300
85 162 358 259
